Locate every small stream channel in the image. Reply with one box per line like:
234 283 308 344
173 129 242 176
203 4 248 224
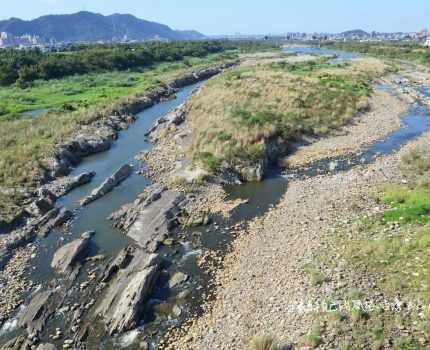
2 48 430 349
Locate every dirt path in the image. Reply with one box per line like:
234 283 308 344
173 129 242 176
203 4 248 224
162 69 427 350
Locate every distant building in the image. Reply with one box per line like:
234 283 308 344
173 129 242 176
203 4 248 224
0 31 43 48
424 37 430 47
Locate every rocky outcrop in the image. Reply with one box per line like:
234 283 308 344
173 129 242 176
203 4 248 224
145 103 190 143
0 206 73 267
233 138 287 182
51 237 90 275
0 335 26 350
40 172 95 198
35 207 73 238
44 115 135 179
169 63 238 89
235 162 265 182
18 290 58 334
110 186 185 252
96 247 161 335
81 164 133 206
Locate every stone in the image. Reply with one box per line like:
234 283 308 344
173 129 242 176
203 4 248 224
168 272 188 289
51 238 90 275
111 187 185 252
18 290 58 334
163 238 174 246
41 172 96 198
27 196 55 216
36 344 57 350
81 231 95 239
81 164 133 206
0 335 26 350
36 207 74 238
172 305 182 317
96 248 161 335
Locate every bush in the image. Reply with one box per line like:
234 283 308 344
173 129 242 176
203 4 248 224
196 152 221 172
249 336 283 350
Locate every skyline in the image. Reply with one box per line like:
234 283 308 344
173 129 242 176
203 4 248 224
1 0 430 35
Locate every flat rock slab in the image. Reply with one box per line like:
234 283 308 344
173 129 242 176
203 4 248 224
168 272 189 289
126 188 185 252
96 248 161 335
41 172 95 198
81 164 133 206
18 290 57 334
51 237 90 275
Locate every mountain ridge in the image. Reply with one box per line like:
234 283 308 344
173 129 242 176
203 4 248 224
0 11 206 43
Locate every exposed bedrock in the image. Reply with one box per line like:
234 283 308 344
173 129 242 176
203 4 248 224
81 164 133 206
51 237 90 276
109 186 186 252
96 247 161 335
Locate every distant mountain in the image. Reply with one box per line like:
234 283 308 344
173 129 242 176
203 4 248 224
0 11 206 43
340 29 369 38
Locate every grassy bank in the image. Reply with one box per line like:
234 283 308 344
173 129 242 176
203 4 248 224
0 52 238 223
0 53 235 118
313 142 430 349
185 57 391 176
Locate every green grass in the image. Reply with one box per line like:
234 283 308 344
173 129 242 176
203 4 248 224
194 152 222 172
382 185 430 224
305 324 322 348
0 53 233 119
248 336 289 350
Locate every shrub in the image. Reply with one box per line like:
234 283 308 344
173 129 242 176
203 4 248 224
249 336 281 350
305 325 322 348
195 152 221 172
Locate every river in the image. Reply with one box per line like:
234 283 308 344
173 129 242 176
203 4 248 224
2 48 430 348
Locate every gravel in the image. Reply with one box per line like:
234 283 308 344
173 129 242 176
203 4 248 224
161 69 429 349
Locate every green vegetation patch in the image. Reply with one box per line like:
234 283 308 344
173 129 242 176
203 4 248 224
271 57 338 74
382 185 430 224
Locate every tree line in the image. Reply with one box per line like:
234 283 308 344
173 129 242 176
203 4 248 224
0 40 278 87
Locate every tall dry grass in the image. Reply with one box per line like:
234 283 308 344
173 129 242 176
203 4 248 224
186 58 391 173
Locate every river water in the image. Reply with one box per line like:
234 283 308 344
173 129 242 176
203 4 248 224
2 48 430 348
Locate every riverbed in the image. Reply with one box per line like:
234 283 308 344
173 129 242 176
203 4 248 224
2 48 430 349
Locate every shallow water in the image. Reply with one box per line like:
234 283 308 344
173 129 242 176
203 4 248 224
0 82 204 346
21 108 50 117
286 46 360 63
28 83 204 282
286 86 430 178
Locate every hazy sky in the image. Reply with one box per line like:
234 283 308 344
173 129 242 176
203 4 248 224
2 0 429 35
